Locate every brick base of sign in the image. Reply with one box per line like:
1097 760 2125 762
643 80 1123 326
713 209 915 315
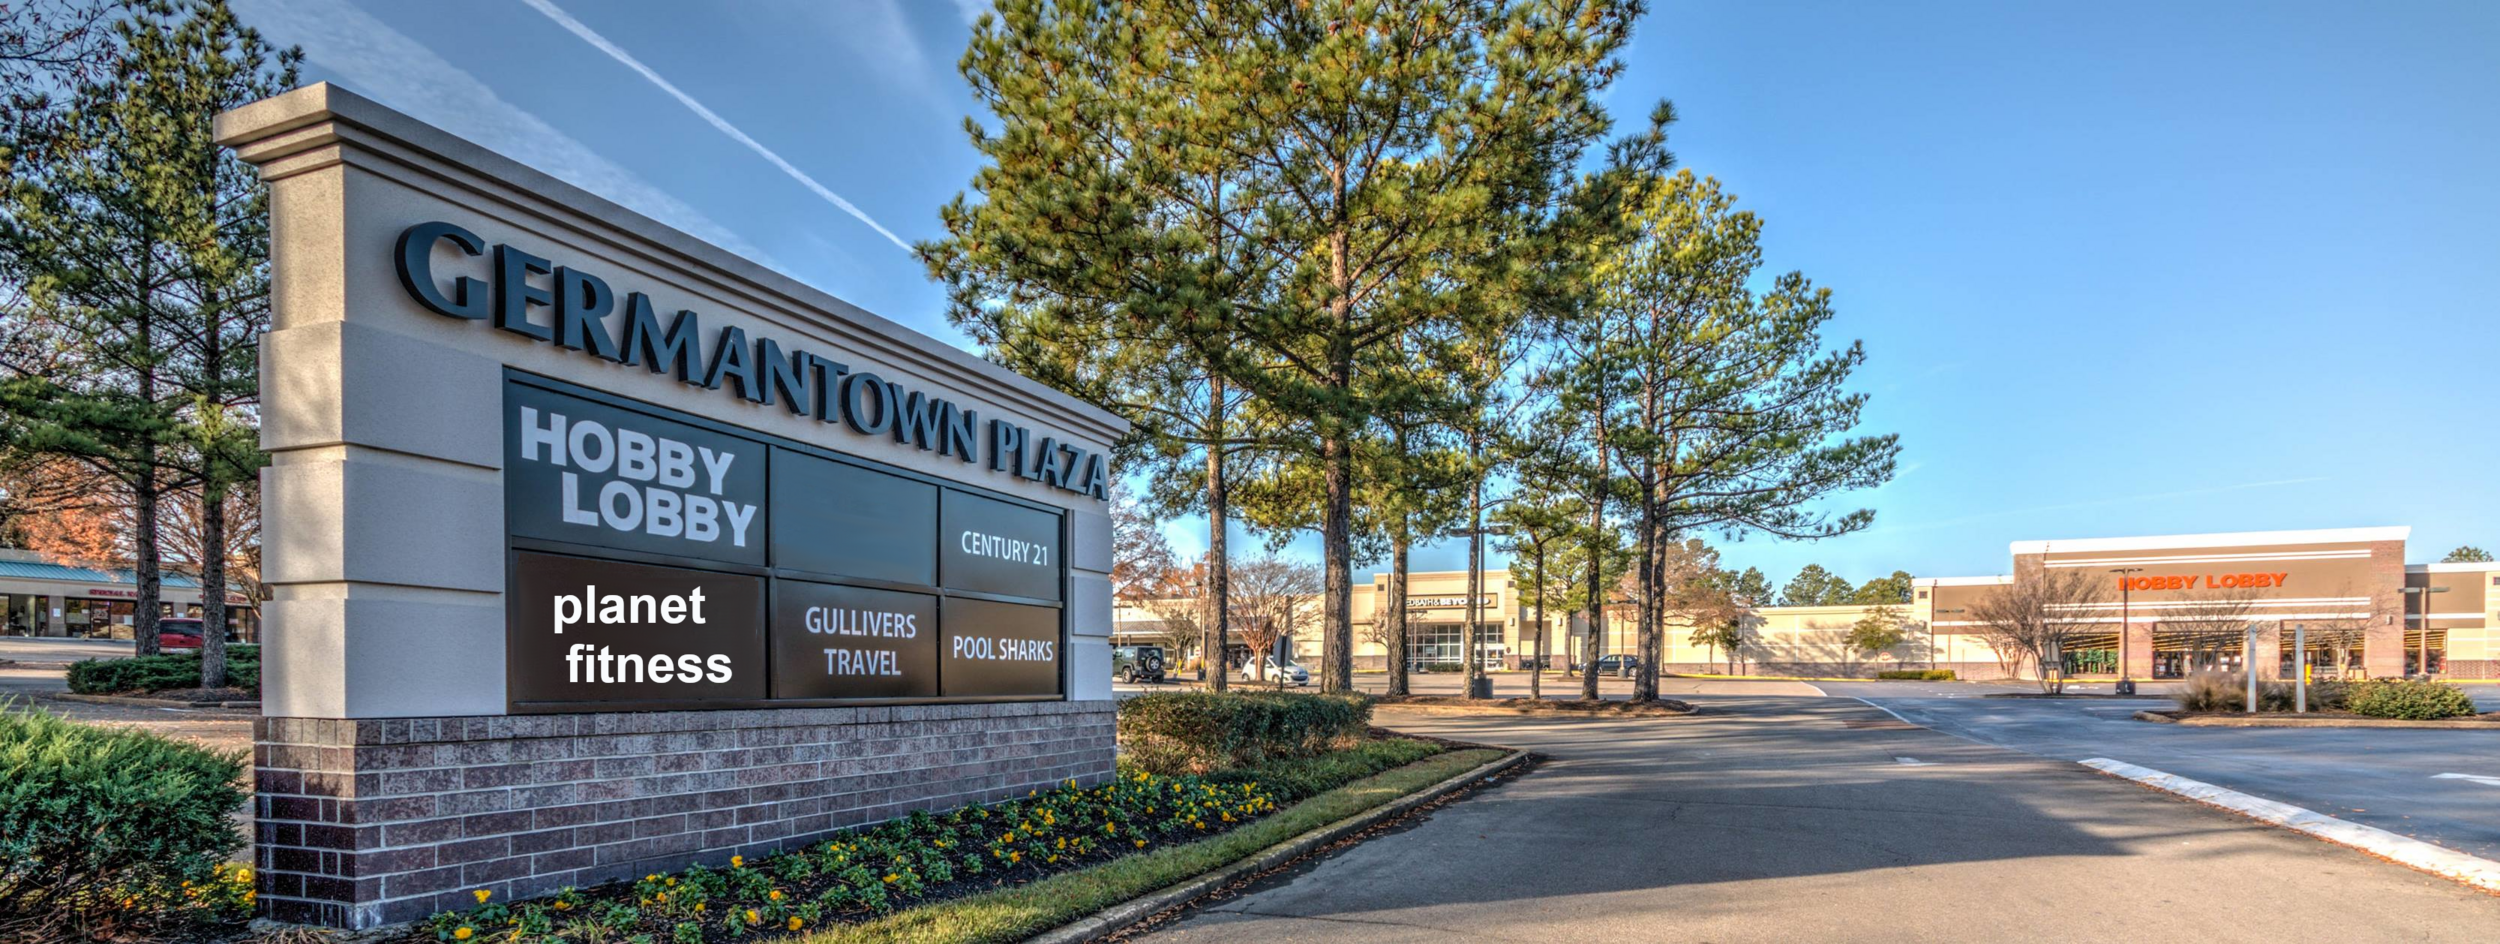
253 701 1116 929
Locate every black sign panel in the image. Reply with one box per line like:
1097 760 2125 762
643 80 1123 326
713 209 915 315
509 551 767 706
940 490 1062 602
941 598 1062 698
769 448 937 585
771 580 938 699
505 382 768 566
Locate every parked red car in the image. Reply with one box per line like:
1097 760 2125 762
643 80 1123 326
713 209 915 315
155 618 207 650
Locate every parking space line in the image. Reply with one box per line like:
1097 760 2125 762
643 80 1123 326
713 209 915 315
2084 758 2500 893
2433 773 2500 789
1850 696 1919 726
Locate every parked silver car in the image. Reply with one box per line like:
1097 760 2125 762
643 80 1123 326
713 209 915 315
1239 656 1310 686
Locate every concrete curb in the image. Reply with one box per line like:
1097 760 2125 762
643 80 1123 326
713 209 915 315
49 692 261 711
2132 709 2498 729
1026 749 1531 944
2081 758 2500 894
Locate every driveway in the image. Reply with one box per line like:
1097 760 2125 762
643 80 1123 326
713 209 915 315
1846 691 2500 859
1136 699 2500 942
0 636 134 665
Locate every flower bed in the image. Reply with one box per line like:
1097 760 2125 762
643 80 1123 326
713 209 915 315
417 771 1280 943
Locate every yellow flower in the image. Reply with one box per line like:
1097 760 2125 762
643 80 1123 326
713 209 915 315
694 903 705 913
768 890 783 901
787 917 804 931
731 855 745 868
1009 851 1021 863
653 892 666 903
646 874 659 882
234 868 254 883
883 873 898 884
745 909 760 924
1134 839 1146 848
473 889 492 904
453 928 474 941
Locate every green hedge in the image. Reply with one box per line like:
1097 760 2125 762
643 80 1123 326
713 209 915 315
2347 680 2479 720
0 704 249 935
1875 669 1956 681
1118 691 1371 775
65 647 259 695
1197 736 1441 802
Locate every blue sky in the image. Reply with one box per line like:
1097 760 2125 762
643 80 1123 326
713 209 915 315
231 0 2500 585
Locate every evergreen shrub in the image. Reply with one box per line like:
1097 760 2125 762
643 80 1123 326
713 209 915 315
1118 691 1372 775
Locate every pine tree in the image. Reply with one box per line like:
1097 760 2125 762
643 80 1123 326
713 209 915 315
1494 490 1581 700
1593 170 1898 699
1779 564 1855 607
1851 570 1915 605
935 0 1641 693
1 1 296 673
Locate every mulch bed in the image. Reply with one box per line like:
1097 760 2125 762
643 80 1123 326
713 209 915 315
1370 694 1697 716
2136 709 2500 729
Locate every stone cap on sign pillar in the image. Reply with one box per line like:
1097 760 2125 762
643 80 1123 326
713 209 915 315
217 83 1126 719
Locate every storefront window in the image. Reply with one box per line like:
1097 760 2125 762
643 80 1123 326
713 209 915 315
1404 622 1504 670
2 594 46 636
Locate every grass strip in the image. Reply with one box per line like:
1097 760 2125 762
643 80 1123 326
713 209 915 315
792 747 1504 944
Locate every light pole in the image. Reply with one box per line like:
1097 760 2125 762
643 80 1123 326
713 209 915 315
2243 622 2258 713
1458 522 1512 699
1931 608 1966 672
2293 622 2307 713
2401 585 2450 677
2109 567 2144 691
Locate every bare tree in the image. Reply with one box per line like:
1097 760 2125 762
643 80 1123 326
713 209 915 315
1228 552 1322 684
2297 581 2398 680
2153 585 2265 676
1135 560 1206 669
1970 568 2101 693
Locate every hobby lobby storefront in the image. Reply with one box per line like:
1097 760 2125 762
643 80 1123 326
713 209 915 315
1918 527 2498 680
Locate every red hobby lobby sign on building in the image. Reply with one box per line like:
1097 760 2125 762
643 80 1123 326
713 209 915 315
2116 572 2290 592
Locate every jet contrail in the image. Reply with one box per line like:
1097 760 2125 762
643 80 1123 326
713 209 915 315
516 0 914 253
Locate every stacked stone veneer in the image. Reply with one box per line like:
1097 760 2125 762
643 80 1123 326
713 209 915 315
255 702 1115 928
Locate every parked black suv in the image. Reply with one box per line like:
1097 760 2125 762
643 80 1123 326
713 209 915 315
1113 645 1167 684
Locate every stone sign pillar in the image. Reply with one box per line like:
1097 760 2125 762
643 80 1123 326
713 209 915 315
216 83 1124 928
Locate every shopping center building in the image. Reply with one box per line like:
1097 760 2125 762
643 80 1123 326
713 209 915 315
0 548 258 640
1112 526 2499 680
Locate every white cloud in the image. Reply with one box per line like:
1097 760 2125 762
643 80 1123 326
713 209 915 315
518 0 915 253
230 0 776 267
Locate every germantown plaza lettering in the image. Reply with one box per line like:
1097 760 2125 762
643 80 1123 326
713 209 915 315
396 221 1109 501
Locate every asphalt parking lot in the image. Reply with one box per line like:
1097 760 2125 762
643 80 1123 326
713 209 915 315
1840 689 2500 860
1138 700 2500 942
1118 671 2500 873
